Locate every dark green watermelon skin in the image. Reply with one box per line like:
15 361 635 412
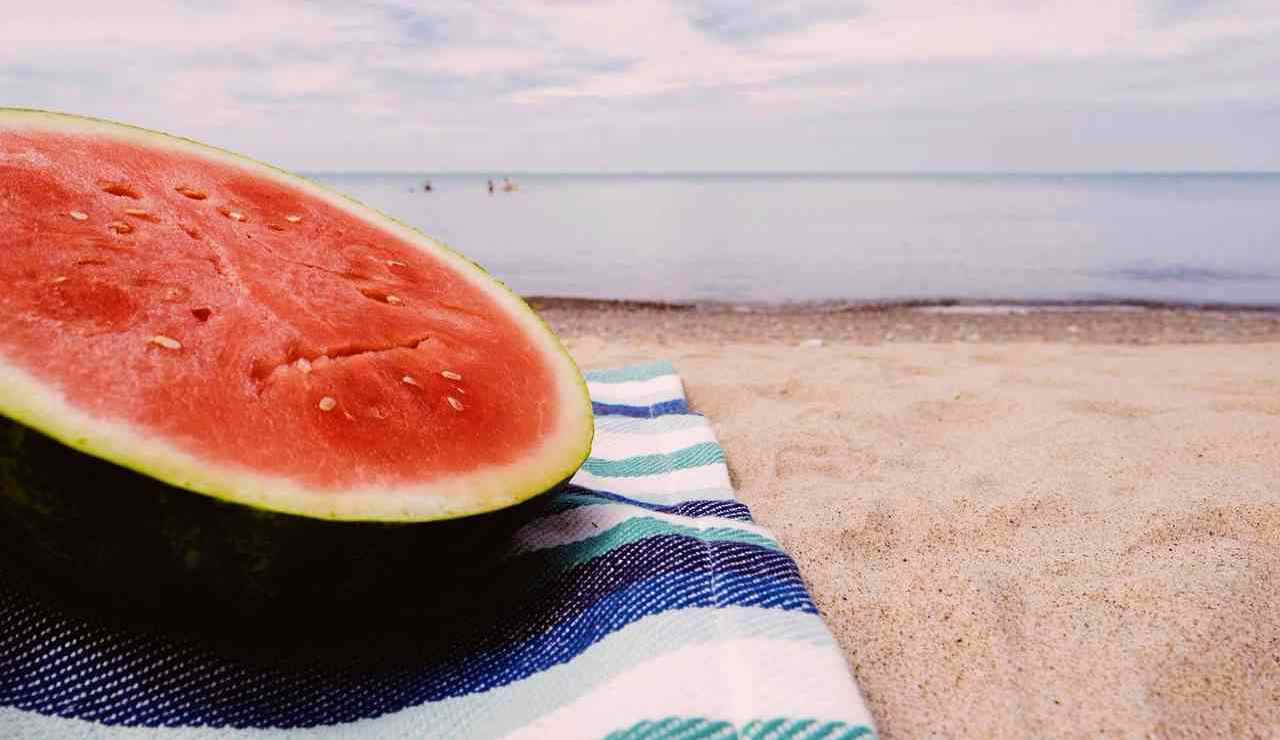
0 417 544 627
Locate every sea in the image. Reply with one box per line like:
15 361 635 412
308 172 1280 308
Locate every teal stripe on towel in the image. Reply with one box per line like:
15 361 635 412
523 517 782 569
581 442 725 478
586 361 678 384
608 717 874 740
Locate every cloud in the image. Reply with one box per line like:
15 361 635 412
1151 0 1220 25
684 0 863 42
1 0 1277 170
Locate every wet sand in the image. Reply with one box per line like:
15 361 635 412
544 302 1280 738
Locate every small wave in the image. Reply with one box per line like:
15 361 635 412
1098 265 1279 284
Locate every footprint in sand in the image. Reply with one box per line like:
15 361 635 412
1063 399 1163 419
774 442 877 479
843 506 901 566
1211 399 1280 416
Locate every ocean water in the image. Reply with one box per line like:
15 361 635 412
308 172 1280 307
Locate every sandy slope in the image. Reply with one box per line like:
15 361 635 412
566 337 1280 738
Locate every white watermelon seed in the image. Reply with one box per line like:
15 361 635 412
447 396 464 411
99 181 141 199
230 211 245 222
175 185 208 200
285 214 302 223
124 208 161 223
294 358 312 373
68 210 89 221
108 221 133 234
51 276 68 284
149 335 182 350
441 370 462 380
318 396 337 411
385 294 402 305
402 375 419 386
387 260 406 267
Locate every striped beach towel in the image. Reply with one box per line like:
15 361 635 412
0 361 875 738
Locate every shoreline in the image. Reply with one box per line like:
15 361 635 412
529 296 1280 345
526 295 1280 314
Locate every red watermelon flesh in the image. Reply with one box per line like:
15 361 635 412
0 110 593 522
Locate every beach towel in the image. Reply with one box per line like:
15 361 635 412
0 361 875 738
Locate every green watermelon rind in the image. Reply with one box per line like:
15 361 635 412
0 108 593 523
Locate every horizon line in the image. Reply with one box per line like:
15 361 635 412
299 168 1280 178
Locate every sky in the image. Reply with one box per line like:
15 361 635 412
2 1 1278 172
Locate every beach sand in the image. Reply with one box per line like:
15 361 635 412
543 302 1280 739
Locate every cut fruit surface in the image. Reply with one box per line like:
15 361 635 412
0 109 592 521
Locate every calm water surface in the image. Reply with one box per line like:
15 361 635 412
309 172 1280 306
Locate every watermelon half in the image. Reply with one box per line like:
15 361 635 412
0 109 592 616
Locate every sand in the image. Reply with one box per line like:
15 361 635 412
550 305 1280 738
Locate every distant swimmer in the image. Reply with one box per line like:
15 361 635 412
502 177 518 192
487 179 494 194
423 179 433 192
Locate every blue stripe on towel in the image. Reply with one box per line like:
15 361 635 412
592 399 690 418
551 486 754 522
